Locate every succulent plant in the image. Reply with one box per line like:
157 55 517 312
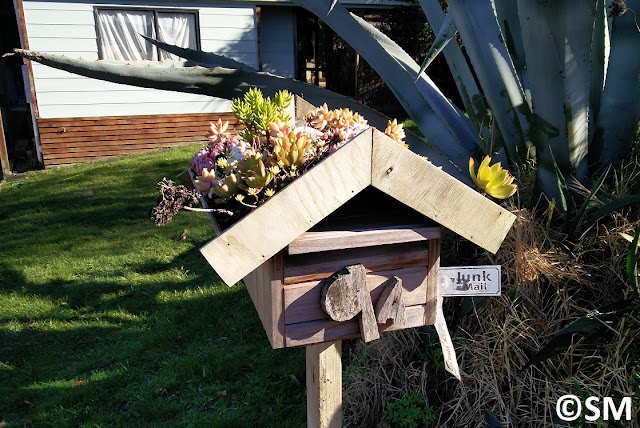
306 103 334 130
210 172 240 203
329 108 367 131
273 130 313 168
206 118 231 145
469 155 517 200
194 167 218 195
190 146 217 176
231 88 292 142
385 119 407 148
236 151 274 191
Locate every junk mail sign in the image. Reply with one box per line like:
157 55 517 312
439 266 501 296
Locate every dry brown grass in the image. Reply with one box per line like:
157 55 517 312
343 154 640 427
437 205 639 427
343 329 433 427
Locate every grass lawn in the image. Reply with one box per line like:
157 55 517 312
0 146 307 427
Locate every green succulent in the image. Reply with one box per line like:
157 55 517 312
231 88 292 141
237 152 274 191
210 172 240 204
273 131 312 168
469 155 517 200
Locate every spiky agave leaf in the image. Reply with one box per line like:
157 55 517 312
592 0 640 167
292 0 480 171
142 35 256 71
14 49 468 183
418 0 496 155
448 0 531 164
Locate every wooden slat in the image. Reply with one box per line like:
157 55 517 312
286 304 428 347
284 267 428 325
41 136 206 150
426 238 440 325
38 121 238 135
42 142 193 160
371 129 516 254
283 241 429 285
306 341 342 428
200 129 373 287
40 129 209 144
243 252 285 349
287 224 441 255
43 140 200 155
0 113 10 176
37 112 236 126
44 154 116 166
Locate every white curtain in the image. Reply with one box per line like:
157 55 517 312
96 9 157 60
157 13 198 60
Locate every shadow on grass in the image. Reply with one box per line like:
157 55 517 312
0 258 306 427
0 149 306 427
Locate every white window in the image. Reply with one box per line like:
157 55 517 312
95 8 199 61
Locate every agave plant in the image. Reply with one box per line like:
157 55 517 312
15 0 640 201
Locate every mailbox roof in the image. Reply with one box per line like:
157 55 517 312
201 128 516 286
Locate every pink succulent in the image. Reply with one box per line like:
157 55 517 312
190 146 217 176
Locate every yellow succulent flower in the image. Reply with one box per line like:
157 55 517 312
269 166 281 175
265 188 275 197
469 155 517 199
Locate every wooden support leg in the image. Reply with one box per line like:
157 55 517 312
306 340 342 428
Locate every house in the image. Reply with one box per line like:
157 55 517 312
2 0 410 171
194 96 516 349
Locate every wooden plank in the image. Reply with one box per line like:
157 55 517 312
42 142 193 160
200 128 373 287
37 121 237 135
283 241 429 285
44 155 113 167
15 0 40 119
306 341 342 428
287 305 427 347
0 113 10 176
287 224 441 255
243 253 285 349
37 113 236 127
41 136 206 150
426 239 440 325
284 267 428 325
42 146 185 164
375 277 407 325
39 129 209 144
42 140 201 155
371 129 516 254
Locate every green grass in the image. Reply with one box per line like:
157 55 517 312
0 147 306 427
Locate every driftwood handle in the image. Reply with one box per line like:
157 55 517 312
375 276 407 325
320 264 379 342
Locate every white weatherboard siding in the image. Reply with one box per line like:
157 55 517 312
23 0 258 118
259 7 295 78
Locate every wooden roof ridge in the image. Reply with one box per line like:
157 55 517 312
200 128 516 286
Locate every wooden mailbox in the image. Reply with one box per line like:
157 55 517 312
192 98 515 427
197 125 515 348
